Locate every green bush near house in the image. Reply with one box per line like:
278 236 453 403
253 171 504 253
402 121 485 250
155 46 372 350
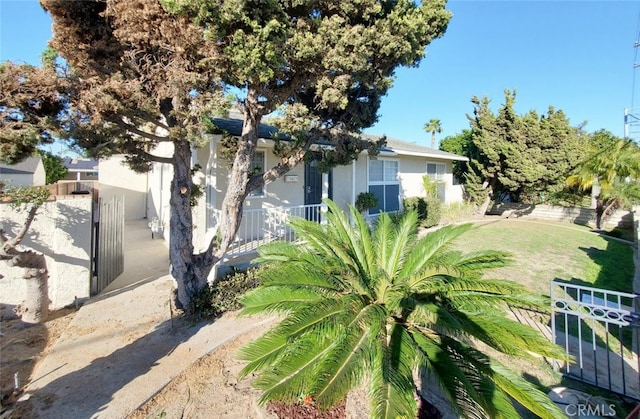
403 196 442 227
355 191 378 213
188 267 263 320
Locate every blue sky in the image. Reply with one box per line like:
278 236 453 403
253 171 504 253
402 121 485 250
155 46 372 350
2 0 639 148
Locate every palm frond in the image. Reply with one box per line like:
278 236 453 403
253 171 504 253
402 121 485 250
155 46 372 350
239 286 327 315
444 250 513 274
410 329 487 418
324 201 370 271
369 323 421 419
311 304 387 409
373 212 393 275
237 330 288 378
348 203 377 282
431 336 559 419
253 336 334 404
398 223 475 278
489 361 566 419
458 313 567 360
384 210 418 279
256 262 346 292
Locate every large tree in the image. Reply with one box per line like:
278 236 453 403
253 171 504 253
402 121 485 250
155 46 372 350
438 128 473 181
5 0 451 308
467 90 587 206
567 130 640 228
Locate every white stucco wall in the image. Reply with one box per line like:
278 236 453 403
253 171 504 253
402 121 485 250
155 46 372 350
0 197 92 317
99 156 149 220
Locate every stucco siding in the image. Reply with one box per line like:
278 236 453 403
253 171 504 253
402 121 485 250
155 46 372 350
0 198 92 317
99 156 148 220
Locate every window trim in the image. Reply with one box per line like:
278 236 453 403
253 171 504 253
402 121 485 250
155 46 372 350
248 150 266 198
367 157 400 214
426 162 446 182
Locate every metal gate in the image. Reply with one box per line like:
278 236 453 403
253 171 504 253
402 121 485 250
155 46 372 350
551 281 640 399
92 196 124 294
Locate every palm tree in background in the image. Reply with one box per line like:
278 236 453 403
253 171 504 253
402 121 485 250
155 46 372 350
238 200 566 419
567 133 640 228
424 118 442 148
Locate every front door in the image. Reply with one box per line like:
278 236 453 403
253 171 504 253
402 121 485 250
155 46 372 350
304 158 333 222
304 159 322 221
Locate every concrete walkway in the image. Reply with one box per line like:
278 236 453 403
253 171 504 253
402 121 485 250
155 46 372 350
20 220 271 418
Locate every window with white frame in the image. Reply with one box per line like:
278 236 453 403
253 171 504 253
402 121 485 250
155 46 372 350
426 163 445 181
248 150 265 197
368 158 400 214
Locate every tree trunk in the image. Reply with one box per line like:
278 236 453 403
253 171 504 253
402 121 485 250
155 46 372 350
215 92 262 259
15 251 48 324
170 140 212 309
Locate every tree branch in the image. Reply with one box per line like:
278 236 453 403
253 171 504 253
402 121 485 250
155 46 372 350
129 147 173 165
109 117 169 142
247 141 311 193
1 203 40 258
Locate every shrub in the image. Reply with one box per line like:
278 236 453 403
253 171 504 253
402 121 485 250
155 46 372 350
403 196 441 227
440 201 476 224
355 192 378 213
188 266 263 320
424 197 442 227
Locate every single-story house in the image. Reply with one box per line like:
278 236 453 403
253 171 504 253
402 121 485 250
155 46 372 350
140 116 468 258
0 156 46 187
63 158 99 181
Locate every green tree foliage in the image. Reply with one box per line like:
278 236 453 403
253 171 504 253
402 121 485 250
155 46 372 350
439 129 473 181
567 130 640 228
2 0 451 308
239 200 566 419
0 62 69 164
423 118 442 149
38 150 68 184
467 90 587 204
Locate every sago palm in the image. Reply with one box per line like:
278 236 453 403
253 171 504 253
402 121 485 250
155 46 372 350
238 200 566 418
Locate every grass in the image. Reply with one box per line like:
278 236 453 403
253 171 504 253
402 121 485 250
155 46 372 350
448 218 637 414
450 219 635 295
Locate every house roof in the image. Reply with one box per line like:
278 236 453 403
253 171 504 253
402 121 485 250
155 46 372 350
210 117 291 141
63 158 99 172
210 117 468 162
367 135 469 161
0 156 42 175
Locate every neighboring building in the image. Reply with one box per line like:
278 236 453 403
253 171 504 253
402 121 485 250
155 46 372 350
134 116 469 258
99 156 148 221
0 156 46 187
63 158 99 181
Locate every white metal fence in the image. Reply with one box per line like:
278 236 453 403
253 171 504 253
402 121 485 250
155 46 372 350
551 280 640 399
212 204 322 257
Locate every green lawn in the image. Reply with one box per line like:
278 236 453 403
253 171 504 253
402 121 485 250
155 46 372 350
450 219 635 295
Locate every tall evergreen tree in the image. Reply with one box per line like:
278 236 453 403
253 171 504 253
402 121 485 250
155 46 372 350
2 0 451 308
467 90 587 204
439 129 473 181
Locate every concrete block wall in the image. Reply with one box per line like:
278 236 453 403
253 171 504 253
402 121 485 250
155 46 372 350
0 197 92 318
487 203 634 229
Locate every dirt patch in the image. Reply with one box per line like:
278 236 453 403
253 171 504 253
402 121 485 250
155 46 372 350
127 322 277 419
127 323 358 419
0 308 77 414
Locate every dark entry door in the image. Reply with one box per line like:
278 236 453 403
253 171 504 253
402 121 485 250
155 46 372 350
304 159 322 221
